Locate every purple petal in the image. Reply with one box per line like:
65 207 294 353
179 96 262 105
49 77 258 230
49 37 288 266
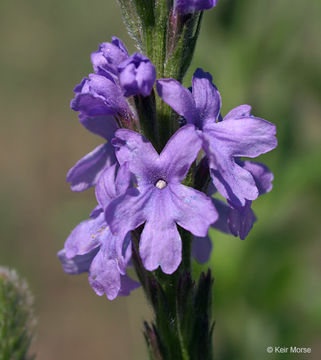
111 37 129 56
204 116 277 158
71 92 115 117
71 75 127 117
160 125 202 182
192 68 221 127
89 249 121 300
204 116 277 206
95 164 117 208
90 206 103 219
95 163 132 209
115 162 132 196
242 161 274 195
64 213 106 258
98 38 129 75
224 105 252 121
156 79 198 123
170 184 218 237
112 129 159 185
228 201 256 240
118 275 140 296
118 63 136 96
139 189 182 274
57 248 99 274
209 161 258 207
79 114 118 141
91 38 129 77
91 51 109 74
67 142 116 192
192 235 212 264
105 187 151 238
135 60 156 97
212 198 231 234
88 229 134 300
87 74 125 110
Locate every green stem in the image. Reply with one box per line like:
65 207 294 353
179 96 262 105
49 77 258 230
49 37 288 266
176 297 190 360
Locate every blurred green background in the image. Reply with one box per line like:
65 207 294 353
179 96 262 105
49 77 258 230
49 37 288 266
0 0 320 359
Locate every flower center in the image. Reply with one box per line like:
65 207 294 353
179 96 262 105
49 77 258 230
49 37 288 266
155 179 167 189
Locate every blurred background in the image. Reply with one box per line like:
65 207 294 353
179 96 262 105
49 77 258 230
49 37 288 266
0 0 320 359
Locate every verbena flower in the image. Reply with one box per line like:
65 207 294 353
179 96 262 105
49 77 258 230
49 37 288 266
58 164 139 300
192 160 274 262
175 0 218 14
67 37 156 192
157 68 277 208
227 160 273 239
105 125 218 274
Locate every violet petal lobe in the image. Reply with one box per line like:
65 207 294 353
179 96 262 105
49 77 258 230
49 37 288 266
57 248 99 274
112 129 159 185
242 161 274 195
192 235 212 264
67 142 116 192
64 212 106 258
118 275 141 297
205 115 277 158
105 188 150 238
228 200 257 240
79 114 118 141
95 162 132 210
204 115 277 206
170 183 218 237
91 37 129 76
95 164 118 209
224 104 252 120
139 188 182 274
88 247 122 300
156 79 198 123
159 124 202 181
135 60 156 97
71 74 127 117
192 68 221 127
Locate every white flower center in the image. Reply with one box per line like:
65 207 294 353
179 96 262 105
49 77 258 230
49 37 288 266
155 179 167 189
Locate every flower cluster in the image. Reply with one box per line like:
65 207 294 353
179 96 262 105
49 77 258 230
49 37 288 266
58 36 277 300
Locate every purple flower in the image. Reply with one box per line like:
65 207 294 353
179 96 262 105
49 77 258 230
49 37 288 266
175 0 218 14
58 164 139 300
105 125 218 274
227 160 274 239
68 38 158 192
192 160 274 262
118 53 156 97
66 115 118 192
157 68 277 208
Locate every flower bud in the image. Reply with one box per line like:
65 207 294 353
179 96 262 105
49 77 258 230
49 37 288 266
118 53 156 97
175 0 218 14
